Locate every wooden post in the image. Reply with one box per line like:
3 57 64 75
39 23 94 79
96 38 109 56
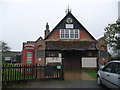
10 65 12 82
23 65 25 80
19 64 22 82
35 64 37 79
2 64 4 85
7 65 10 82
5 64 7 85
14 65 17 83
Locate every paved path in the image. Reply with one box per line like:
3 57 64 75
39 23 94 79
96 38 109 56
7 80 108 89
64 70 96 80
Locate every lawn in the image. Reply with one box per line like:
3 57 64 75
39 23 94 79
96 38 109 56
84 70 97 79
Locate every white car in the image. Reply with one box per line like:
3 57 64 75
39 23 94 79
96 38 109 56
97 61 120 88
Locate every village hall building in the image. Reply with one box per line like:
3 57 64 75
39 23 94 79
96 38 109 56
22 10 109 72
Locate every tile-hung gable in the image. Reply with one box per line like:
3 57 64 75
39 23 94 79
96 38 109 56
45 11 96 41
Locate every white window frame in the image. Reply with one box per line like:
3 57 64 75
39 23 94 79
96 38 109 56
26 51 32 62
60 29 79 39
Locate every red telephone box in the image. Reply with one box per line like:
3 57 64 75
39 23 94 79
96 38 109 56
22 44 35 65
22 44 35 75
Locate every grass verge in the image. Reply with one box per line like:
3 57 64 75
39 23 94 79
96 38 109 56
84 70 97 79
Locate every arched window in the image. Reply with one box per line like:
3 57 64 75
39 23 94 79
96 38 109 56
100 45 106 50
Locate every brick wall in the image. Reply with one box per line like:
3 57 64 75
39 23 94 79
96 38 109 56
35 38 45 65
97 38 109 68
46 29 94 41
80 30 93 40
46 29 60 40
97 39 107 50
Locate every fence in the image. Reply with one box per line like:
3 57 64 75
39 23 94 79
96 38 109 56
2 64 63 86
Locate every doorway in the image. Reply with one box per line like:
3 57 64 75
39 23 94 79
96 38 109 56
62 50 81 70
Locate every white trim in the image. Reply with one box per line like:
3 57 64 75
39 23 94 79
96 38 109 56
25 47 34 49
24 44 35 47
60 29 80 39
82 57 97 68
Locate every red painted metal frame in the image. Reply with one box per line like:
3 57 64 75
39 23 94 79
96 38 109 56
22 45 35 75
22 45 35 65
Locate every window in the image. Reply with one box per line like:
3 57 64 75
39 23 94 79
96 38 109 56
101 45 106 49
36 50 44 57
60 29 79 39
70 30 74 38
65 29 69 38
99 50 108 57
87 52 92 56
75 29 79 38
102 63 113 72
46 51 59 57
26 51 32 62
61 29 65 38
117 63 120 74
102 62 120 74
86 51 97 57
111 63 120 74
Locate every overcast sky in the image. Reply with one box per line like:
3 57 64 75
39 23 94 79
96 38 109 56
0 0 119 51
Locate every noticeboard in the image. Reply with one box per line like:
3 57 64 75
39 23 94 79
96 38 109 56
57 66 61 69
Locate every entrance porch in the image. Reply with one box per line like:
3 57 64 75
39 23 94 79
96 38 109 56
46 41 98 80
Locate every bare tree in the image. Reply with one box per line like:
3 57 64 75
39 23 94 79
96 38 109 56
0 41 11 52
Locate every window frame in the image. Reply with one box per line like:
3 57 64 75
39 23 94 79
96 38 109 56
60 29 79 39
26 51 33 62
102 62 120 74
36 50 44 57
102 63 113 72
110 63 120 74
46 51 59 57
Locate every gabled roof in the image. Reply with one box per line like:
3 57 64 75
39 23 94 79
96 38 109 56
45 11 96 40
35 36 44 43
46 41 97 50
97 37 106 43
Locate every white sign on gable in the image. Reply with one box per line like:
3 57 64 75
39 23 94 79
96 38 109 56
65 24 74 28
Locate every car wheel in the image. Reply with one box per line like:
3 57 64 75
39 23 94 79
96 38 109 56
97 76 102 86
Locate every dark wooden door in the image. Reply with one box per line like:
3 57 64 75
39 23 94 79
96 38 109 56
63 51 81 70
